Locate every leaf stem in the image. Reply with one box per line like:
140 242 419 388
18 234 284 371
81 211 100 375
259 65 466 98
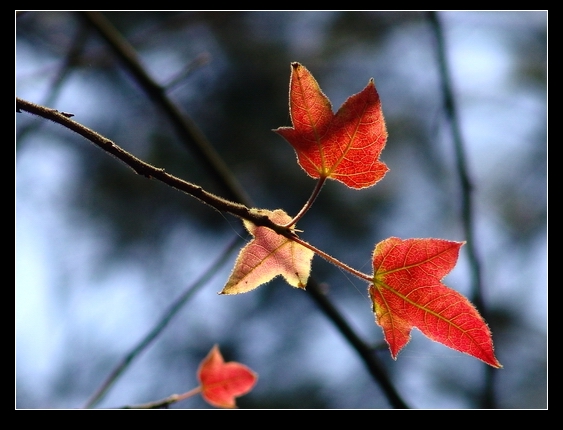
283 176 326 228
289 234 373 283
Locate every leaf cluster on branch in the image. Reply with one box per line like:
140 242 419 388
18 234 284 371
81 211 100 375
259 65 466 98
16 60 501 409
220 63 501 369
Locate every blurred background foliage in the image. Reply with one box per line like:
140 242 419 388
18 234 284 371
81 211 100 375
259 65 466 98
16 11 546 408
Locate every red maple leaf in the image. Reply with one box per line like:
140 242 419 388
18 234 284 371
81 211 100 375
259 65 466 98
274 62 389 189
198 345 258 408
370 237 502 368
220 209 315 294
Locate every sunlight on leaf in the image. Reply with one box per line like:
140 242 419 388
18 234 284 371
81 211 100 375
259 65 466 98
370 237 502 368
275 62 389 189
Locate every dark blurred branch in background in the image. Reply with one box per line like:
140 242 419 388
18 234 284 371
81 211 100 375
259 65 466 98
80 11 252 206
427 11 497 409
16 25 89 143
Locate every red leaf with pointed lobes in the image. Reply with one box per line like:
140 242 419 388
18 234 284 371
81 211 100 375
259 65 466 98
370 237 502 368
220 209 315 294
198 345 258 408
275 62 389 189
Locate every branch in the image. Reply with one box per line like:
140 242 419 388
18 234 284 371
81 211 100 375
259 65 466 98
19 97 374 283
17 97 408 408
16 97 274 231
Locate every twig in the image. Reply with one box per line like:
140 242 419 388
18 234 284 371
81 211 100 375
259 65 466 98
290 234 372 282
19 96 376 285
18 96 374 285
16 98 273 230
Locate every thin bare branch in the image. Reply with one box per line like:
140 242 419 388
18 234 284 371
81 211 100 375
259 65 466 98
17 96 408 408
